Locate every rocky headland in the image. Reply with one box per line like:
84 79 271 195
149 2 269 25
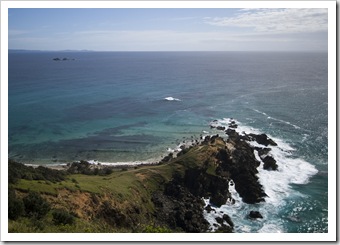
8 119 280 233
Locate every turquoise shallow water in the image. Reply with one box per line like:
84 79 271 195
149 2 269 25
8 51 328 232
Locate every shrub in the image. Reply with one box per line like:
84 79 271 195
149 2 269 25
8 188 25 220
143 225 172 233
8 159 67 184
23 191 50 219
52 209 75 225
101 167 113 175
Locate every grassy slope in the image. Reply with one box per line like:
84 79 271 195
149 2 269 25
9 138 224 233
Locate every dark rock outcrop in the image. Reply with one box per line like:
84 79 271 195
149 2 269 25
151 122 279 231
248 211 263 219
205 205 215 213
229 120 238 129
261 155 278 171
152 180 210 233
225 128 239 140
183 168 230 207
152 156 234 232
223 214 234 228
217 138 267 204
247 133 277 146
254 147 272 157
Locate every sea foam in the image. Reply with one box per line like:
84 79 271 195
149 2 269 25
204 118 318 232
164 96 181 101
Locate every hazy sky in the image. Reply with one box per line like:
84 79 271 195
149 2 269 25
8 8 328 51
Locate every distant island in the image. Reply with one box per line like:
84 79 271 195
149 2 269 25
8 120 279 233
52 57 75 61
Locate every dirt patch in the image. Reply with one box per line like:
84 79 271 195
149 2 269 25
135 172 147 181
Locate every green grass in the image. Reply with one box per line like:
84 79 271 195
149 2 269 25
15 179 60 196
9 140 224 233
206 164 217 176
13 162 179 201
8 214 125 233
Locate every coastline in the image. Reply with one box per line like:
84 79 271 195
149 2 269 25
9 117 323 233
19 130 211 170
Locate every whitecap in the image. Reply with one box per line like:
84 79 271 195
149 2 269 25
164 96 181 101
252 108 301 129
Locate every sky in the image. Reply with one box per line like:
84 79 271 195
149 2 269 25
8 8 328 52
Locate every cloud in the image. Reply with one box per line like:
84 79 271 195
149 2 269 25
8 29 31 36
204 8 328 33
8 28 327 52
70 30 214 51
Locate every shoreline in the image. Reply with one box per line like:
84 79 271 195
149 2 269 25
23 159 162 171
19 132 211 171
9 118 324 233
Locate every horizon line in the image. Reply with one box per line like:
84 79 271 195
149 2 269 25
8 49 328 53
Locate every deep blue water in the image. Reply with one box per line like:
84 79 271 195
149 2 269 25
8 51 328 233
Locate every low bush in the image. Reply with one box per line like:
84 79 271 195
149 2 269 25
143 225 172 233
52 209 75 225
8 188 25 220
23 191 50 219
8 159 67 184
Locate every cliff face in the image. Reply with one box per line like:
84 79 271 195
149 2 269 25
9 122 278 233
148 130 270 232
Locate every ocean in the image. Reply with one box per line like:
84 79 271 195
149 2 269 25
8 51 328 233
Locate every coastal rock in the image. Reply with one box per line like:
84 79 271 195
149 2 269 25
216 126 226 131
225 128 239 140
215 224 233 233
254 147 272 157
248 211 263 219
261 155 278 171
204 204 215 213
155 178 210 232
183 168 230 207
210 192 227 207
219 132 267 204
228 121 238 129
152 154 236 232
248 133 277 146
160 153 173 163
223 214 234 227
215 217 224 224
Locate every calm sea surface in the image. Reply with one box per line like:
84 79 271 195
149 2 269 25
8 51 328 233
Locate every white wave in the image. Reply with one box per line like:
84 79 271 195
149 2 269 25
164 96 181 101
87 159 155 166
204 117 318 232
256 150 317 207
258 224 283 233
253 109 301 129
167 145 183 153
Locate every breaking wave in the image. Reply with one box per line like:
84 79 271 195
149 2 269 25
204 118 318 232
164 96 181 101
